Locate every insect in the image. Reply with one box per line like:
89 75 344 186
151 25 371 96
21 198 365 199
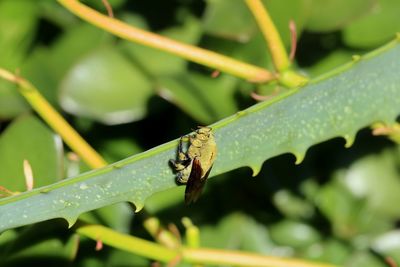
170 127 217 204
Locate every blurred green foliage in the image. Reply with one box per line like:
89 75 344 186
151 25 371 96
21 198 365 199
0 0 399 266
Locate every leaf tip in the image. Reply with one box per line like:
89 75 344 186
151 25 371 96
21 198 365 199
66 216 78 228
129 200 144 213
343 133 356 148
293 151 306 165
250 165 262 177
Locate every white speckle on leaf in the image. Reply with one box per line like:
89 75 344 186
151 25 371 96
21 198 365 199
79 183 89 190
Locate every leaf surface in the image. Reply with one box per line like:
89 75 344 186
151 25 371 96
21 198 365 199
0 40 399 232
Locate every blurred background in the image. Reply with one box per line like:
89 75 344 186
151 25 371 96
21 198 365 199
0 0 400 266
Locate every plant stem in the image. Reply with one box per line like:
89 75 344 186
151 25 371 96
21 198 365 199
76 223 178 262
182 217 200 248
183 248 338 267
143 217 181 249
245 0 290 71
245 0 308 87
57 0 275 83
76 223 337 267
0 68 107 169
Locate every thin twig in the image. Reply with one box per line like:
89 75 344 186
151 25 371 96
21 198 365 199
289 20 297 62
77 223 338 267
57 0 275 83
245 0 290 71
101 0 113 17
23 159 34 191
0 68 107 169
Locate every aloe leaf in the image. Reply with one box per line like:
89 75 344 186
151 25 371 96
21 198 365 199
1 39 400 232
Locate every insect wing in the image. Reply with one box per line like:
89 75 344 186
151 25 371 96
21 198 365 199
184 158 211 204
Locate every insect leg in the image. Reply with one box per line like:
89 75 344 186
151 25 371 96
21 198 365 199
171 136 192 184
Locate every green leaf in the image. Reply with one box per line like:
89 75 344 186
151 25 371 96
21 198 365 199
0 0 38 119
119 16 202 77
38 0 78 29
343 0 400 49
59 46 153 124
262 0 311 46
79 203 134 233
305 0 375 32
98 137 142 163
203 0 256 42
302 239 351 264
144 186 184 214
0 114 64 192
372 230 400 263
0 40 400 232
21 48 59 107
315 176 391 239
314 146 400 239
269 220 321 248
0 0 38 69
200 213 274 253
50 24 114 82
232 32 273 69
107 249 149 267
341 148 400 219
158 73 238 124
0 82 29 120
203 0 309 46
1 221 79 264
273 190 315 220
305 50 355 78
344 251 386 267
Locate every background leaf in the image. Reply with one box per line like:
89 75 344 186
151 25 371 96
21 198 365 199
305 0 375 32
343 0 400 49
59 46 153 124
1 1 400 266
0 114 63 191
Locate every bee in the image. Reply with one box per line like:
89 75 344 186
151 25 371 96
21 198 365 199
170 127 217 204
